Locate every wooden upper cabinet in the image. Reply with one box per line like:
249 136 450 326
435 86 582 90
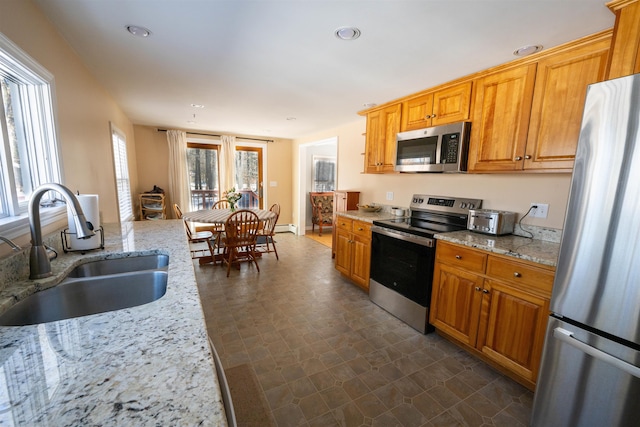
467 64 537 172
401 82 472 131
364 103 401 173
606 0 640 79
525 38 610 171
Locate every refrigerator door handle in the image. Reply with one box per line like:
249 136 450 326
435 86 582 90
554 327 640 379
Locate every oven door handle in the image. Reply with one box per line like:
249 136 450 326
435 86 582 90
371 226 434 247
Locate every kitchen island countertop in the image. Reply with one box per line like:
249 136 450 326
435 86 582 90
0 220 226 426
434 230 561 267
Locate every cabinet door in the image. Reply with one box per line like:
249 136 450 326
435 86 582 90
478 280 550 383
351 234 371 290
525 38 610 170
430 263 484 347
431 81 472 126
335 228 352 276
364 104 401 173
468 64 537 172
401 92 434 131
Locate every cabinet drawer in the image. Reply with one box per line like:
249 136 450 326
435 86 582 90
486 256 554 295
336 217 353 231
436 241 487 273
352 220 371 238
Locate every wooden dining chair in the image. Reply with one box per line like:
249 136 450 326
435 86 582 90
195 198 228 240
212 199 230 209
257 203 280 259
223 209 261 277
174 203 215 259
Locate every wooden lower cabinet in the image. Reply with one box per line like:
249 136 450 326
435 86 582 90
334 217 371 291
430 241 554 389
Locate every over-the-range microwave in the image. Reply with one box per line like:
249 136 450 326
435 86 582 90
394 121 471 173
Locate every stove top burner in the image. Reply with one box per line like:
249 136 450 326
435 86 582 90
373 194 483 238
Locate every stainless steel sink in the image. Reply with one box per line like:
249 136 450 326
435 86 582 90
65 254 169 278
0 270 168 326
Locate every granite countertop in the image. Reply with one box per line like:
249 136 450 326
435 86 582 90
434 230 560 267
0 221 226 426
336 210 396 223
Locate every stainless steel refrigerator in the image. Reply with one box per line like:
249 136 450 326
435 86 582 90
531 74 640 426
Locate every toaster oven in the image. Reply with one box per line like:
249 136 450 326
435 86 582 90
467 209 515 236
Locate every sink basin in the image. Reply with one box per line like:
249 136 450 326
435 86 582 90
65 254 169 278
0 270 168 326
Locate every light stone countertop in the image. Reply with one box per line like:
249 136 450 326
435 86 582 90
0 220 227 426
336 210 397 223
434 230 561 267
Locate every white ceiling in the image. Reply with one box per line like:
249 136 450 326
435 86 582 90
33 0 615 140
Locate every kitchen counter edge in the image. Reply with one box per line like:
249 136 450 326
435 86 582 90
434 230 560 267
0 220 227 426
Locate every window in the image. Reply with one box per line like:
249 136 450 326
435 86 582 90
234 146 263 209
111 124 133 222
0 33 61 223
187 142 220 210
312 156 335 192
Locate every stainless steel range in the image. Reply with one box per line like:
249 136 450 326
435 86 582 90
370 194 482 333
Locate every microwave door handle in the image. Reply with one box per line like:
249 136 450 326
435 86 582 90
435 135 443 164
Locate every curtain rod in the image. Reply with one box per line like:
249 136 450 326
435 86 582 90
156 128 274 143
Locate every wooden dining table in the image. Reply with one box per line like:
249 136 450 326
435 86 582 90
182 208 276 264
182 207 276 225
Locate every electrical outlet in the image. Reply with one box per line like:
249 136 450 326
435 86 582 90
386 192 394 201
530 203 549 219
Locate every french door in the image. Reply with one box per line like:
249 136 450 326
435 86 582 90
234 146 263 209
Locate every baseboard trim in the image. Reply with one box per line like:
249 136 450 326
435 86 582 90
275 224 296 234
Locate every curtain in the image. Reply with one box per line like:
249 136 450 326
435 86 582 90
166 130 191 217
220 135 236 195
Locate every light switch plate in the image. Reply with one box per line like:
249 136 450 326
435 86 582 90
386 192 394 200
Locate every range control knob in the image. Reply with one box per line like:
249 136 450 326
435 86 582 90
468 203 475 209
460 202 467 209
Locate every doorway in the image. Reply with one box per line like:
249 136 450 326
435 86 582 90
297 137 338 236
235 146 263 209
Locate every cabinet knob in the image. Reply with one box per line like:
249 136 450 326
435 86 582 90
431 114 436 118
525 155 532 159
514 272 521 278
475 287 481 291
515 156 523 161
455 255 462 259
482 289 490 294
424 114 432 119
357 227 363 231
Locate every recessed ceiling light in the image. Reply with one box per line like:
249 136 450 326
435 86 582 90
286 117 297 121
186 120 196 124
363 102 377 108
335 27 361 41
126 25 151 37
513 45 543 57
191 104 205 108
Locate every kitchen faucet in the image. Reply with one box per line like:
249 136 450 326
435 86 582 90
29 183 95 279
0 236 21 252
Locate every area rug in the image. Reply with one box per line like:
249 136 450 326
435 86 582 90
225 364 274 427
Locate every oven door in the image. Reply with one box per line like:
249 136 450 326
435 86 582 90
370 227 435 306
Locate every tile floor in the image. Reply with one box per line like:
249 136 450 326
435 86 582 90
195 233 533 427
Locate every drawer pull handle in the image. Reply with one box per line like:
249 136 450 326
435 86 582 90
455 255 462 259
514 272 521 278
